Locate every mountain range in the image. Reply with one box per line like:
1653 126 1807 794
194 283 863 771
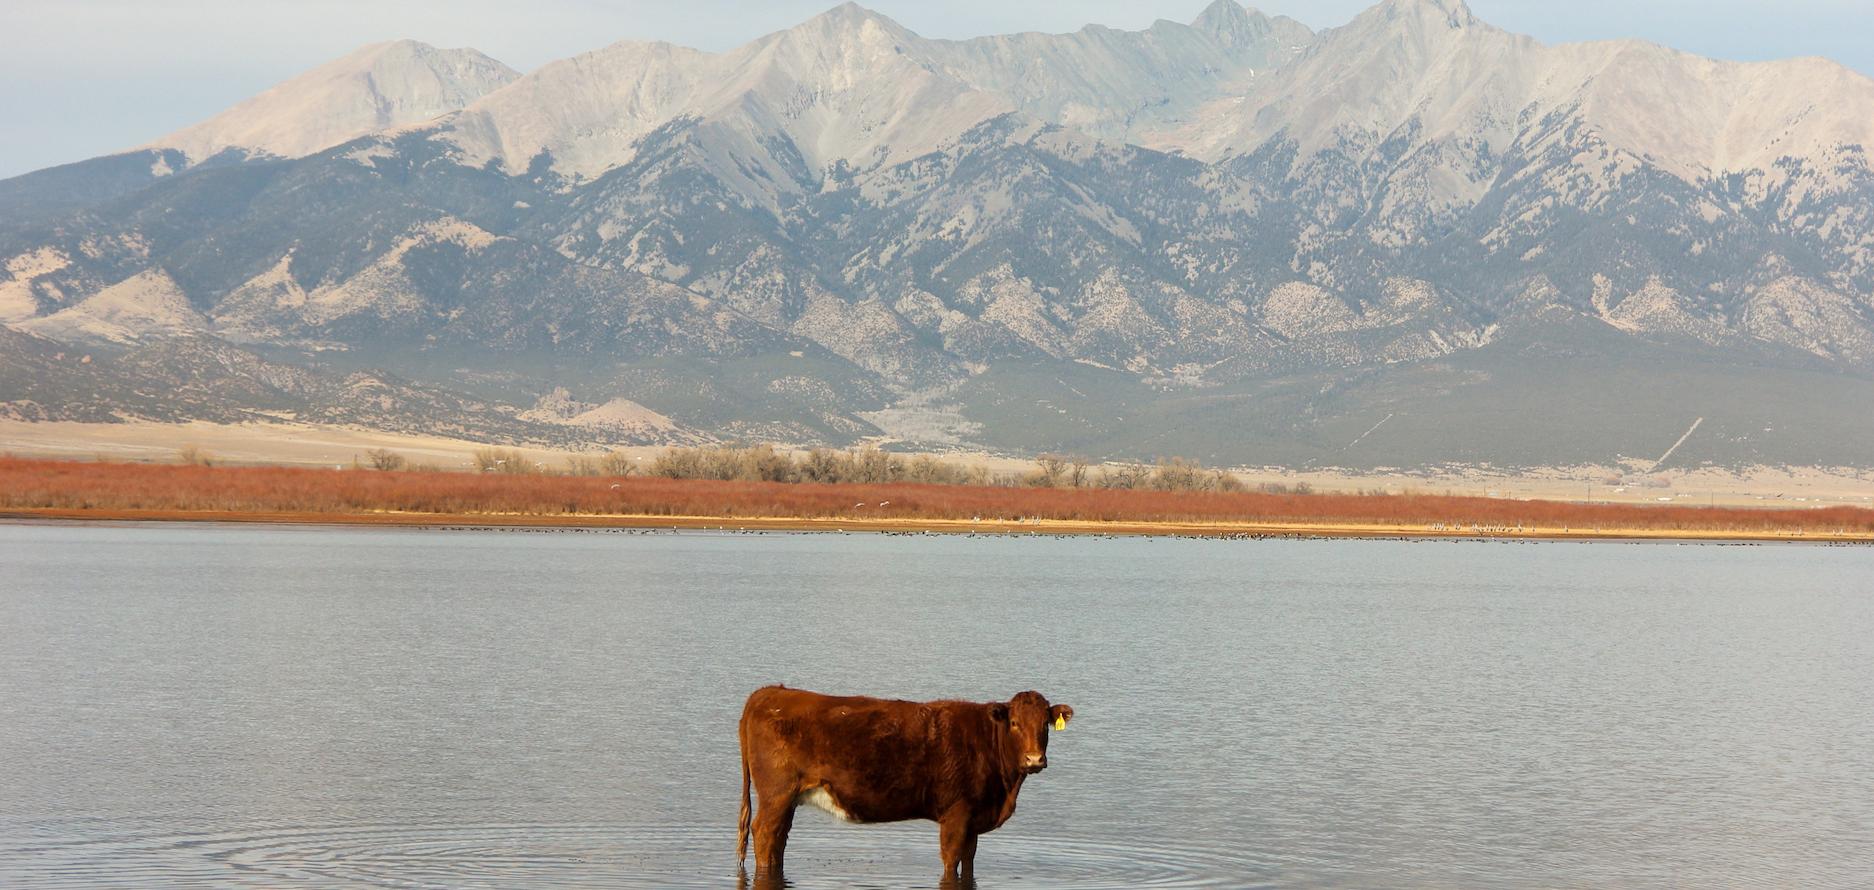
5 0 1874 470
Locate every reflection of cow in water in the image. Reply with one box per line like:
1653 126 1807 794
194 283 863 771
736 685 1075 881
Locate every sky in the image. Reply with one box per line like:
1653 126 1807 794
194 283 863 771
3 0 1871 179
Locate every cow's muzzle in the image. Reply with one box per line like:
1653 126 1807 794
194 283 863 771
1022 754 1047 773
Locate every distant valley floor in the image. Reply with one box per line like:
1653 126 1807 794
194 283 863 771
4 419 1872 511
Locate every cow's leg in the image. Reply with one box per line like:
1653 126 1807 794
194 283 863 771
960 832 979 876
768 802 797 866
937 809 972 877
751 788 798 875
744 864 788 890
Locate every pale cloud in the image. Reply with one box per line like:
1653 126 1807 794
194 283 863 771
2 0 1868 178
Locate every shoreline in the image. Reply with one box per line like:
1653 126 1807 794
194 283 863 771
5 507 1869 543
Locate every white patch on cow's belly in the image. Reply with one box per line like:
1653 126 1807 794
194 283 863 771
799 787 857 822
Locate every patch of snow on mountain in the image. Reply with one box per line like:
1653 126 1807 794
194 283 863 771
298 218 502 326
1743 277 1874 366
1593 276 1731 345
1261 281 1359 338
18 269 207 344
1 248 73 322
148 40 518 165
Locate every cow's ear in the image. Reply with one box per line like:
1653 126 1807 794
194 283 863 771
1050 705 1074 731
989 703 1009 723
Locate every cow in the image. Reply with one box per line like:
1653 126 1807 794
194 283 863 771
736 685 1075 880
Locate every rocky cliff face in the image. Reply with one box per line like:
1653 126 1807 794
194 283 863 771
5 1 1874 468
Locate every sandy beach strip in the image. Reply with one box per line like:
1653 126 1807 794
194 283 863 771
5 506 1869 543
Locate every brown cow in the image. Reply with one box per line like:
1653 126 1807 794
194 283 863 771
736 685 1075 880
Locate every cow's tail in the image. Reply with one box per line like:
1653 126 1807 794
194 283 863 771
736 711 753 863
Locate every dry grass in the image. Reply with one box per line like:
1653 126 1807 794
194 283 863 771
4 456 1873 536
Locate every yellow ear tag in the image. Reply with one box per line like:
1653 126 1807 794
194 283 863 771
1054 715 1066 731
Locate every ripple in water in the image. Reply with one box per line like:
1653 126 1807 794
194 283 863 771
0 821 1278 889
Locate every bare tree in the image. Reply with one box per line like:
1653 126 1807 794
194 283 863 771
1028 454 1069 488
599 451 639 477
1097 463 1148 489
473 447 532 474
366 448 406 471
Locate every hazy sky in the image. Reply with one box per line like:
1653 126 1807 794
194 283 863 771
3 0 1870 179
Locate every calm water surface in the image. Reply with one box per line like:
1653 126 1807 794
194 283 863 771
1 523 1871 888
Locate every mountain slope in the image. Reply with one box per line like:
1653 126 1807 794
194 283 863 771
5 1 1874 469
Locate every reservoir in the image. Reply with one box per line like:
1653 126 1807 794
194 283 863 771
2 523 1869 887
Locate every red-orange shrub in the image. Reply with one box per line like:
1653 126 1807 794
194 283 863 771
1 457 1870 534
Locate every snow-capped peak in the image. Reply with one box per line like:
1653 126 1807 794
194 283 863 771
443 2 1314 180
1191 1 1273 48
145 39 518 165
792 1 915 39
121 0 1874 196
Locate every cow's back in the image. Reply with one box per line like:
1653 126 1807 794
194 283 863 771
740 686 945 823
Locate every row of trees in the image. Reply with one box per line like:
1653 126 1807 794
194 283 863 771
1022 454 1251 493
641 446 1252 493
340 444 1275 495
647 445 995 486
470 447 638 477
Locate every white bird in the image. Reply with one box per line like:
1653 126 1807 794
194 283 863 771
854 502 866 508
878 501 889 506
610 483 621 490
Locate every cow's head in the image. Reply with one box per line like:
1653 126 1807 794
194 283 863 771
989 691 1074 774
